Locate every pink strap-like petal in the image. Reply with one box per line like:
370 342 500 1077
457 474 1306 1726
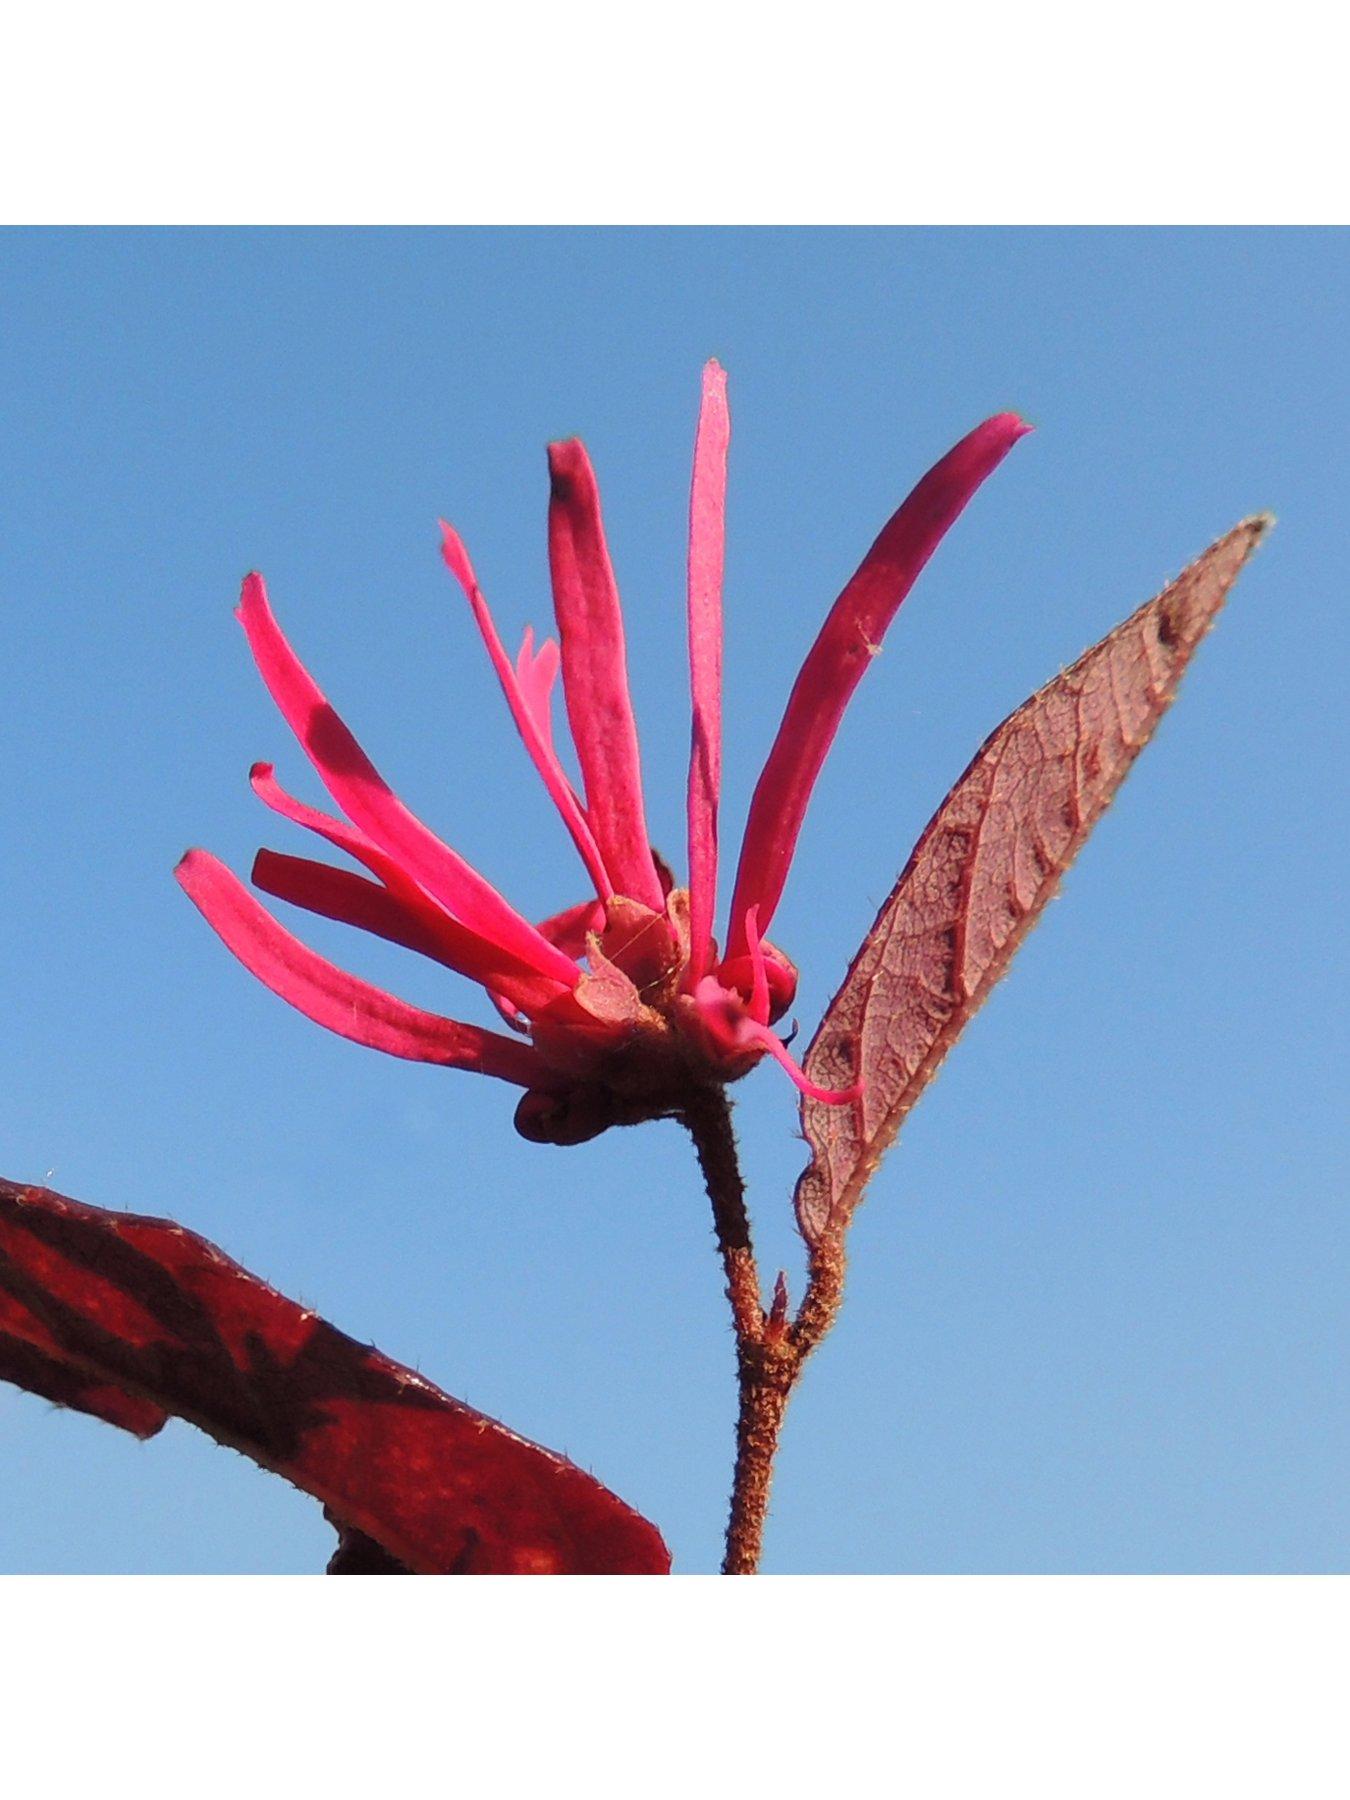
691 972 861 1105
177 849 547 1084
235 574 576 985
743 1020 863 1107
251 760 390 882
249 850 565 1016
515 629 564 756
742 903 771 1026
724 413 1031 960
546 440 664 910
250 764 570 1016
440 523 611 902
253 849 461 963
685 359 729 983
515 631 587 810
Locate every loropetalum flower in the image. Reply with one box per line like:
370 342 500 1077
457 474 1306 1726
178 367 1029 1145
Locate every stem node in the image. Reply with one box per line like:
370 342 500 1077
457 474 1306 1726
682 1088 846 1574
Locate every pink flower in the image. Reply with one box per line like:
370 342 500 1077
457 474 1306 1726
178 366 1028 1144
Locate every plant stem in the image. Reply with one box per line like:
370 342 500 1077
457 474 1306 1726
682 1085 760 1345
682 1088 849 1574
721 1334 796 1574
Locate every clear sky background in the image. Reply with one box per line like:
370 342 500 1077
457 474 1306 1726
1 228 1345 1574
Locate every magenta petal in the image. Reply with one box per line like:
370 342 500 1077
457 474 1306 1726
546 441 664 911
725 413 1031 959
440 523 611 901
235 573 576 985
251 760 389 879
688 972 858 1101
176 850 547 1084
253 849 461 963
742 904 771 1026
250 765 571 1016
743 1020 864 1107
690 976 861 1105
514 628 564 764
250 850 567 1018
514 632 585 813
685 359 729 984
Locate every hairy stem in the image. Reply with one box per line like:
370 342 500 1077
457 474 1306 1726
682 1089 849 1574
683 1085 761 1345
795 1234 847 1360
721 1335 796 1574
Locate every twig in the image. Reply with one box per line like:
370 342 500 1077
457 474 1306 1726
682 1089 849 1574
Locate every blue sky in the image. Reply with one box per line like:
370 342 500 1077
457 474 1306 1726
1 228 1345 1573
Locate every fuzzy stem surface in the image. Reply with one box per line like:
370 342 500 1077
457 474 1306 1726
682 1088 849 1574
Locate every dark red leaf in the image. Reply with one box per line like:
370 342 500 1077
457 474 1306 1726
0 1178 671 1574
794 517 1271 1246
324 1514 414 1574
0 1329 167 1437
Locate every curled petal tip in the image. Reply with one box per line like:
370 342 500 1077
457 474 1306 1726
236 571 266 616
438 519 476 590
546 438 586 495
990 412 1034 443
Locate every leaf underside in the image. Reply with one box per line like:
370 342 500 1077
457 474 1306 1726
0 1178 670 1574
794 516 1271 1247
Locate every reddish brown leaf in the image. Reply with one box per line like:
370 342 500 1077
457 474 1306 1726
0 1178 671 1574
0 1330 167 1437
794 516 1271 1246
